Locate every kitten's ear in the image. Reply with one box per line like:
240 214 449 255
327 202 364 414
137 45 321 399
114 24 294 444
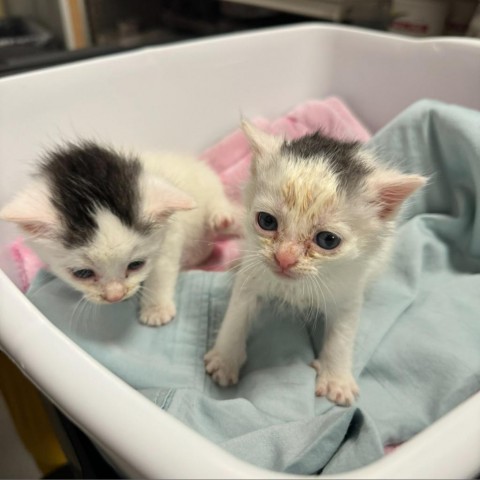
0 183 59 238
142 177 196 222
370 172 427 220
241 120 282 157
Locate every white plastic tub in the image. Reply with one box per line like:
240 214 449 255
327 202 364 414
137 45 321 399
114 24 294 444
0 24 479 479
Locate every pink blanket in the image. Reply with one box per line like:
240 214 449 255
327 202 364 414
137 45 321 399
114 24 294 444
9 96 370 289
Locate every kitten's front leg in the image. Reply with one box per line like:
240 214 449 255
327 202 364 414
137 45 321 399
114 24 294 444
204 276 257 386
139 234 183 327
311 297 361 406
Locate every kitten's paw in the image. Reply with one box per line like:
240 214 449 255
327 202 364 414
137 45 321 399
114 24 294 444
140 301 176 326
204 349 241 386
311 360 359 406
209 211 235 232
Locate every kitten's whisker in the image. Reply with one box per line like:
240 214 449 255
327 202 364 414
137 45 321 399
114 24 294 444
233 252 261 260
238 268 259 291
316 274 337 311
236 256 262 270
224 253 260 272
69 296 86 332
309 276 324 331
306 278 316 326
78 299 90 334
233 256 262 276
92 303 100 332
235 251 260 255
84 300 97 333
300 278 309 325
237 258 263 291
25 282 49 297
236 257 261 273
139 285 161 304
74 297 90 334
78 298 92 332
312 277 327 328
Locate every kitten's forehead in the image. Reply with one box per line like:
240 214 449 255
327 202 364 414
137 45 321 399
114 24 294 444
280 161 338 215
281 132 373 191
252 133 376 221
256 157 341 223
83 209 148 264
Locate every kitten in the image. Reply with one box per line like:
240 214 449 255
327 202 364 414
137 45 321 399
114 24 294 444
0 141 238 326
205 122 426 406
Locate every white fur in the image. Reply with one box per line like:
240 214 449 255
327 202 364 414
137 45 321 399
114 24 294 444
137 152 242 325
205 123 426 406
0 149 239 326
0 180 59 238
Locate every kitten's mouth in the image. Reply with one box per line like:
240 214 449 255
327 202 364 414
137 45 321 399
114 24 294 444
89 297 126 305
272 267 297 279
106 297 126 304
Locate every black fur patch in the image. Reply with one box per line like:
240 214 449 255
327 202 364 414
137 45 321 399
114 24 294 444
40 141 150 248
281 132 373 189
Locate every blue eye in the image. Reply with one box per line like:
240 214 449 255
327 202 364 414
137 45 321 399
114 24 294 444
72 269 95 279
257 212 278 231
127 260 145 271
315 231 341 250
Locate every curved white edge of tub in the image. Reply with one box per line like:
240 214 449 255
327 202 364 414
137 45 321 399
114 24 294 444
1 22 479 85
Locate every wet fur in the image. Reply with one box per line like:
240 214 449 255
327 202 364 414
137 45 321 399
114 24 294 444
205 123 426 406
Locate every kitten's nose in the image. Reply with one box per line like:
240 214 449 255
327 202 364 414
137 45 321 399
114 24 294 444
103 282 126 303
274 249 298 270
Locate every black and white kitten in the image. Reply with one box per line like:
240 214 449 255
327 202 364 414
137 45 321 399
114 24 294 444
1 141 237 326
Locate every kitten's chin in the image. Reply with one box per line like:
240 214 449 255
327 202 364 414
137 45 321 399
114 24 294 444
269 266 299 280
84 296 120 305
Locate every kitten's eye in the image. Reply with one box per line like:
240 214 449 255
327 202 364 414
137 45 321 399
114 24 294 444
257 212 278 231
315 231 341 250
72 269 95 279
127 260 145 271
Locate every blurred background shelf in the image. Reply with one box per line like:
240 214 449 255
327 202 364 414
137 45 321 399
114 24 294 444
0 0 478 77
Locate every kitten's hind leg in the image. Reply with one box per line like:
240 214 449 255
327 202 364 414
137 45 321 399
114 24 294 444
204 275 257 386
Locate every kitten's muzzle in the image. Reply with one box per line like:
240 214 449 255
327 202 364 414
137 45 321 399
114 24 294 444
102 281 127 303
272 255 299 279
274 244 299 271
267 242 302 279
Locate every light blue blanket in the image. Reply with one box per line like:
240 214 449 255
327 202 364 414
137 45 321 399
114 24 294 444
27 100 480 475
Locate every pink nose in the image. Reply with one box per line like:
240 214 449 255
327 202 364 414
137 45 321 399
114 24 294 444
274 250 298 270
104 292 125 303
103 283 126 303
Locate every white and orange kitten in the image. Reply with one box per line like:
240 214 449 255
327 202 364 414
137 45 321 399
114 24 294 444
205 122 426 406
0 141 237 326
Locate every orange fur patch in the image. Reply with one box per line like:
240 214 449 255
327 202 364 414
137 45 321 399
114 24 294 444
282 179 317 214
282 180 297 209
